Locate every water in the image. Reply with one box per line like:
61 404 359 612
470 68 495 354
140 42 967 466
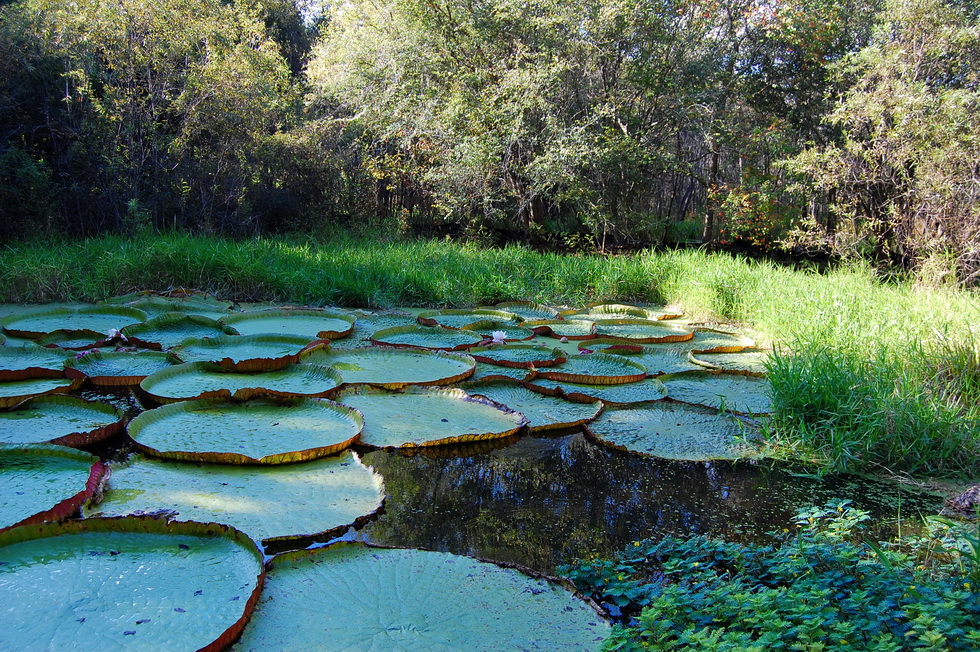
351 431 942 574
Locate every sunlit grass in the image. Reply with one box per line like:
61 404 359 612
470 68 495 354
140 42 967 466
2 232 978 475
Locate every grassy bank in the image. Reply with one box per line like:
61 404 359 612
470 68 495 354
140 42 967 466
2 233 978 476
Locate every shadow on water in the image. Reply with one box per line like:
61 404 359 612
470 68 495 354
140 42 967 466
352 431 944 575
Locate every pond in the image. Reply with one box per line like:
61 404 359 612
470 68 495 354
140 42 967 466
0 298 950 649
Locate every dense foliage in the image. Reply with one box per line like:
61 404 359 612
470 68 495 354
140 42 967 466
2 0 979 280
562 501 980 651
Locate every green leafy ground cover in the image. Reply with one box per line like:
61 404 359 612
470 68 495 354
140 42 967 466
2 233 978 476
563 501 980 651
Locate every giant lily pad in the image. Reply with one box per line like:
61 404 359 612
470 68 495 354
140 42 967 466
661 372 772 415
461 320 536 341
536 353 647 385
467 344 566 368
689 350 771 376
468 382 602 432
582 340 703 376
688 327 756 353
586 403 756 461
592 319 693 343
64 350 175 386
0 344 70 381
0 396 123 447
105 291 235 320
525 319 597 340
140 362 342 404
121 312 239 350
493 301 560 320
328 312 420 351
0 306 147 339
417 309 521 329
128 397 363 464
35 329 107 350
526 377 668 405
0 444 107 531
565 304 685 322
336 386 527 448
371 325 484 350
467 363 534 383
0 517 263 651
0 377 82 409
171 334 323 371
221 309 355 340
86 452 384 545
235 543 609 651
309 347 475 388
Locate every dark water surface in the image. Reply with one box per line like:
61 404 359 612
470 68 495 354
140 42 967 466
82 387 945 576
351 431 944 574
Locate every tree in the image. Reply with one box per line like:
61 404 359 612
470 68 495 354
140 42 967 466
0 0 298 235
787 0 980 280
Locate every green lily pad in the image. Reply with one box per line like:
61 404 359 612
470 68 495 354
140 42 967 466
592 319 694 343
525 377 668 405
689 327 756 353
0 517 263 651
492 301 560 320
461 320 536 341
140 362 343 404
586 403 757 461
104 291 235 320
0 444 107 531
0 396 123 447
221 309 355 339
467 344 566 368
336 386 527 448
128 397 363 464
328 312 420 351
525 319 596 340
564 304 649 319
308 347 475 388
0 344 71 381
643 305 686 320
371 325 484 350
64 350 175 386
86 452 384 545
581 340 703 376
235 543 610 651
468 382 602 432
34 329 107 350
0 306 147 339
417 309 521 329
537 353 647 385
171 334 322 371
121 312 239 350
467 363 534 383
690 350 771 376
661 372 772 415
0 377 81 409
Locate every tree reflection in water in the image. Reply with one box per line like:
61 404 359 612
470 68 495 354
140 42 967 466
352 432 943 574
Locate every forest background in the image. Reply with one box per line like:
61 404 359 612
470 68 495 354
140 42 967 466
2 0 979 285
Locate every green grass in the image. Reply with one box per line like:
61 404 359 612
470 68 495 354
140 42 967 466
1 232 978 476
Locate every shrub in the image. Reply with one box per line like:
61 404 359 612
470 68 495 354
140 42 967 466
562 501 980 651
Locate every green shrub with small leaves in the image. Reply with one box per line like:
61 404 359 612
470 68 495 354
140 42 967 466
562 501 980 651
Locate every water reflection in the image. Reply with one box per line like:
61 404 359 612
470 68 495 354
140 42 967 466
355 432 943 574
